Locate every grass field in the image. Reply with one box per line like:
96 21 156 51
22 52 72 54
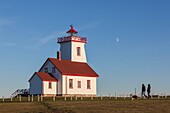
0 98 170 113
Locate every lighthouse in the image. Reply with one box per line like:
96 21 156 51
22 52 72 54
29 25 99 96
58 25 87 63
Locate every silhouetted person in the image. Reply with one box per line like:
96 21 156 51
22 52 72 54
141 84 147 98
147 84 151 98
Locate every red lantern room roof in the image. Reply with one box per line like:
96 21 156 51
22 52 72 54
66 25 78 34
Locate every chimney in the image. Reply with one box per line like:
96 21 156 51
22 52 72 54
57 51 61 60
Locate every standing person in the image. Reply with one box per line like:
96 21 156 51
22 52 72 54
141 84 147 98
147 84 151 98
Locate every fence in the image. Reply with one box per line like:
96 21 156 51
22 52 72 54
0 94 169 102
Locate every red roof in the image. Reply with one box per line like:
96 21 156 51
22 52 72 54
66 25 78 34
48 58 99 77
29 72 57 82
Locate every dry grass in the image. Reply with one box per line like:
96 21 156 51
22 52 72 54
0 99 170 113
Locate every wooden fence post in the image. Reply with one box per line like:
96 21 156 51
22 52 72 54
91 96 93 100
109 94 111 99
164 93 167 99
115 93 117 100
41 95 43 101
31 95 33 102
2 96 4 102
28 95 30 101
75 96 77 101
11 97 13 101
71 95 72 101
53 96 55 101
101 95 103 100
38 95 40 102
19 95 21 102
64 96 66 101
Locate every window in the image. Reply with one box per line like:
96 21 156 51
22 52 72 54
49 82 52 89
45 68 48 73
77 81 81 88
77 47 81 56
52 67 55 73
69 79 73 89
87 80 91 89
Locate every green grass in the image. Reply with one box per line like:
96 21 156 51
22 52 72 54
0 98 170 113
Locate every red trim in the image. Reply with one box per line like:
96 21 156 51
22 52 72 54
77 47 81 56
69 79 73 89
58 40 87 43
64 73 98 77
87 80 91 89
48 82 52 89
77 81 81 88
42 80 57 82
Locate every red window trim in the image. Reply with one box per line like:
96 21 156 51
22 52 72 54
87 80 91 89
77 81 81 88
77 47 81 56
49 82 52 89
69 79 73 89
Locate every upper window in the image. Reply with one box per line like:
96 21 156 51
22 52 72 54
45 68 48 73
77 81 81 88
49 82 52 89
87 80 91 89
77 47 81 56
69 79 73 89
52 67 56 73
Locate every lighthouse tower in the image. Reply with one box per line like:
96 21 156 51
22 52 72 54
57 25 87 63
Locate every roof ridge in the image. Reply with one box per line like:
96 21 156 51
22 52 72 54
48 58 88 64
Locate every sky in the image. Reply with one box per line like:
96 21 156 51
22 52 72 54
0 0 170 97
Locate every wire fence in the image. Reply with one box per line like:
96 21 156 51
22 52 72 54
0 94 170 102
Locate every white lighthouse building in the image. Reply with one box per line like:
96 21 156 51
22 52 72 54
29 25 99 96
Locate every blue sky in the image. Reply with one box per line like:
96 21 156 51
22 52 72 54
0 0 170 97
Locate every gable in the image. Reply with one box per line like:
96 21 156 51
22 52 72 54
39 59 57 73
